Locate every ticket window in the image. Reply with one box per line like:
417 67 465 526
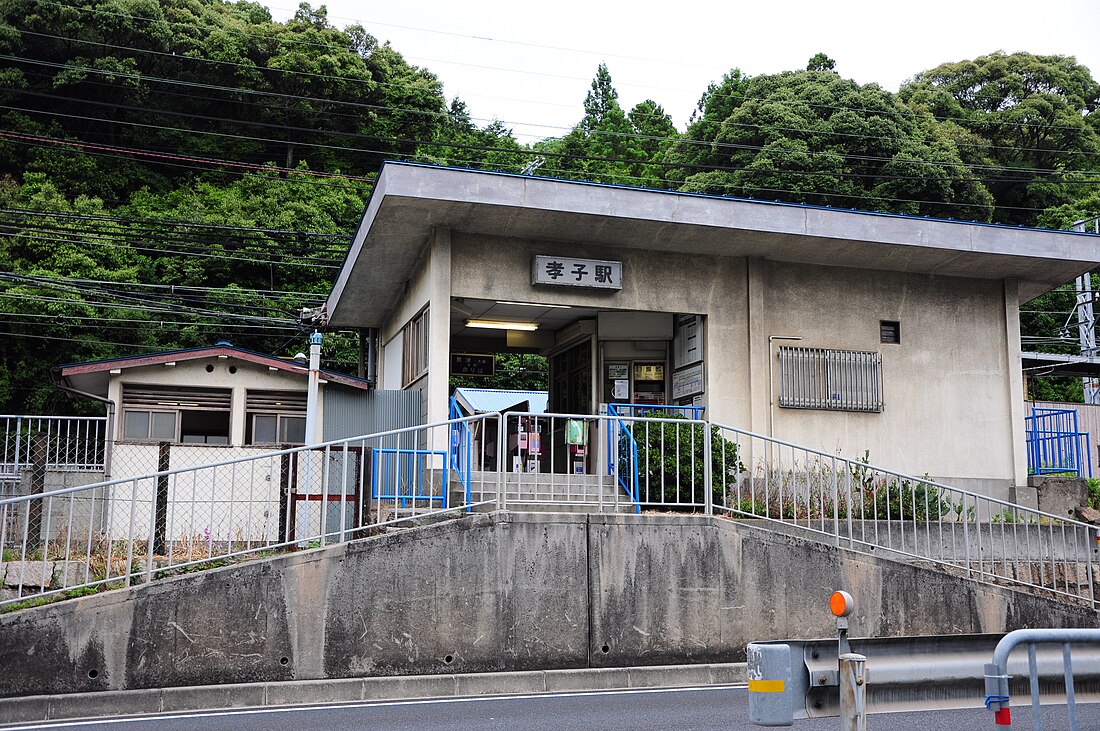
632 362 666 405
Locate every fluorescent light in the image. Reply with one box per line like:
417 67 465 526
495 300 572 309
466 319 539 331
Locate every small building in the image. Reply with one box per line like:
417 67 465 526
52 342 414 542
323 162 1100 499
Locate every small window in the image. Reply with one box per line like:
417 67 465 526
880 320 901 344
246 390 307 446
123 410 178 441
402 308 430 387
121 385 230 444
778 346 883 413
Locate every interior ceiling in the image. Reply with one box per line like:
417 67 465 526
450 298 600 341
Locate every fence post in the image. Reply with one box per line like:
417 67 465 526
153 442 170 556
839 652 867 731
26 432 46 549
703 420 713 516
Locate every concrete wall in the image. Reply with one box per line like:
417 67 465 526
444 231 1021 490
759 260 1021 488
1 512 1095 699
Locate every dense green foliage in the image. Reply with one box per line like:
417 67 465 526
0 2 1097 411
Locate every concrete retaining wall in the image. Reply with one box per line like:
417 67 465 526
0 512 1096 698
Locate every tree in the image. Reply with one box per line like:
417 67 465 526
807 53 836 72
666 69 994 219
900 52 1100 225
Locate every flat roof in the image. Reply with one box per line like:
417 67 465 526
326 162 1100 327
1021 352 1100 379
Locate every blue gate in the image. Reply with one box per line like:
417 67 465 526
1025 407 1093 477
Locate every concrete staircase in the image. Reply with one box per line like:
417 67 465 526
460 471 636 513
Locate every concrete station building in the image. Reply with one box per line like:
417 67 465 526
324 162 1100 498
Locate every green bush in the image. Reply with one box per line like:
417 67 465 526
625 413 742 507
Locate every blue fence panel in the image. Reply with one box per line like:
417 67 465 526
370 448 450 508
1025 408 1093 478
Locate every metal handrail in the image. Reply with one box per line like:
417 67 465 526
985 628 1100 730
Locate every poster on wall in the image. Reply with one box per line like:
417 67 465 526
672 362 704 400
673 314 703 369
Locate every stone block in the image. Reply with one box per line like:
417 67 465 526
1029 476 1089 518
3 561 54 590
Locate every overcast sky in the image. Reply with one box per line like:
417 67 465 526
266 0 1100 143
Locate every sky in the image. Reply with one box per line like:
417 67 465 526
265 0 1100 143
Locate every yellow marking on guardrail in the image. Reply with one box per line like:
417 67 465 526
748 679 785 693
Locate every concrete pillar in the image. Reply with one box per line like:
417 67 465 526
427 227 453 427
1003 279 1029 487
746 258 769 436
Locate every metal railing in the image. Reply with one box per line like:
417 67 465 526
0 415 108 477
985 628 1100 730
0 413 499 608
3 410 1097 610
709 421 1098 607
1026 407 1093 477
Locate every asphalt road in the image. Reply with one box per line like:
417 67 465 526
4 686 1096 731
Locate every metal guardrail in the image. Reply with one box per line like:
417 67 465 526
3 410 1098 610
0 415 108 476
749 632 1100 725
985 628 1100 729
709 421 1099 607
0 414 500 607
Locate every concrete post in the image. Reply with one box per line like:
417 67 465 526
839 652 867 731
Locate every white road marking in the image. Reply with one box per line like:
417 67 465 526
5 684 749 730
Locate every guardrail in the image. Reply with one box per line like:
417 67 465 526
0 413 499 608
4 410 1097 611
709 421 1099 607
749 632 1100 726
985 628 1100 729
0 415 108 477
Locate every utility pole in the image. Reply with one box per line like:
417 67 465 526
1073 217 1100 404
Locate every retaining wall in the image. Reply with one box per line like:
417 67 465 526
0 512 1096 698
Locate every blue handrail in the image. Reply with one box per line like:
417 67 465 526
371 448 450 508
606 404 641 513
449 397 473 506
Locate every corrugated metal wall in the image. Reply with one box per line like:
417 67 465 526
323 386 422 442
1027 400 1100 469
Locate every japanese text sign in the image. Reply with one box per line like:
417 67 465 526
532 255 623 290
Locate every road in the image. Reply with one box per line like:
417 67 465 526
4 685 1095 731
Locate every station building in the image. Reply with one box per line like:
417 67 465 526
323 162 1100 498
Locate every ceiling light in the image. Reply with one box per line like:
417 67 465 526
495 300 572 309
466 319 540 331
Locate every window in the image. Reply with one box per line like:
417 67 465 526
121 385 232 443
246 390 307 445
402 308 430 387
778 347 883 413
880 320 901 344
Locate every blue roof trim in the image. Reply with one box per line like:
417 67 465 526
377 160 1100 238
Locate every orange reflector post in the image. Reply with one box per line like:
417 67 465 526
830 590 854 617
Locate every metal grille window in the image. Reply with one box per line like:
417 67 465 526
121 385 232 443
246 390 307 445
778 347 883 412
402 308 430 387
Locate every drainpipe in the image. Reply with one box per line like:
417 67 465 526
304 331 322 446
366 328 378 385
50 369 115 480
767 335 802 437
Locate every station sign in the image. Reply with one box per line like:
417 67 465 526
450 353 495 377
532 255 623 290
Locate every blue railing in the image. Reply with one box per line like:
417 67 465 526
449 397 473 505
370 448 450 508
606 404 641 513
1025 407 1093 477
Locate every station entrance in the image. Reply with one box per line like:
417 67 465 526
448 298 706 476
